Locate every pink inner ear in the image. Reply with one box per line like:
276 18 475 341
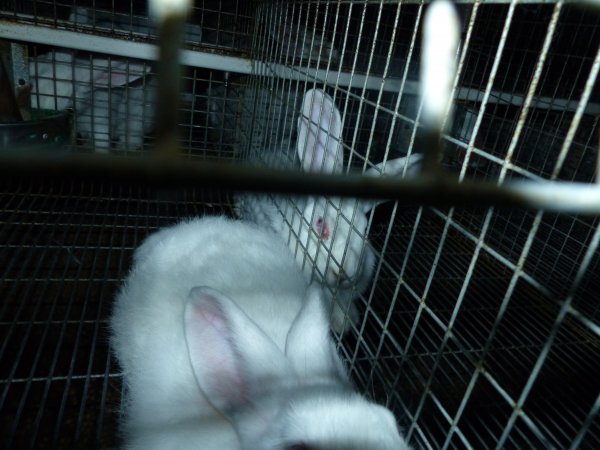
185 295 247 411
315 217 330 240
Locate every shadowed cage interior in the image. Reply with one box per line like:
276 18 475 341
0 1 599 449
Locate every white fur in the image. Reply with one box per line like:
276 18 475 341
29 52 148 111
28 50 151 151
77 77 157 151
109 77 158 150
75 89 122 152
235 89 422 333
110 216 410 450
29 51 78 111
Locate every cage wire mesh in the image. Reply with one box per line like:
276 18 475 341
1 0 599 449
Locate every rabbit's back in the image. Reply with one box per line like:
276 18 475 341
111 216 307 435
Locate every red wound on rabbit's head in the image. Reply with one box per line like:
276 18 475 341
315 217 330 240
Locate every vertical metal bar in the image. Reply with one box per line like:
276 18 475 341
345 1 385 169
419 0 460 172
363 1 404 171
360 0 424 411
455 4 564 445
422 7 488 439
379 3 424 171
432 1 582 445
498 3 562 183
150 0 191 153
409 0 519 442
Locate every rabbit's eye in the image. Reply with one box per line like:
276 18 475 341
315 217 330 240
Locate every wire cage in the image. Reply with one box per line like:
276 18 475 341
0 0 599 449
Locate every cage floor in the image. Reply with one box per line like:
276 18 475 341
1 179 598 449
364 206 600 449
0 179 234 449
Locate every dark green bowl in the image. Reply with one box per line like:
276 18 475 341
0 109 73 151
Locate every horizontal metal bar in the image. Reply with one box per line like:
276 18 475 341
455 86 600 116
348 0 579 3
256 60 422 94
506 181 600 213
2 19 598 114
2 373 122 384
0 19 252 73
0 151 598 214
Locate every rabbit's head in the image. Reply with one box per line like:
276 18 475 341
184 284 409 450
295 89 420 288
299 196 371 287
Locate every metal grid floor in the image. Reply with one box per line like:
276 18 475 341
1 179 598 449
0 178 234 449
358 206 599 449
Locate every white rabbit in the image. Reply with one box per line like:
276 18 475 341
29 49 150 151
75 88 123 152
29 51 148 112
113 76 157 150
76 77 158 151
110 216 410 450
29 51 78 111
235 89 422 333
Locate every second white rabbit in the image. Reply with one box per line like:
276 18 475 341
235 88 422 333
29 50 154 151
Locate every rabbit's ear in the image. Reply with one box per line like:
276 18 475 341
184 286 290 413
297 89 344 174
360 153 424 213
285 286 346 380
